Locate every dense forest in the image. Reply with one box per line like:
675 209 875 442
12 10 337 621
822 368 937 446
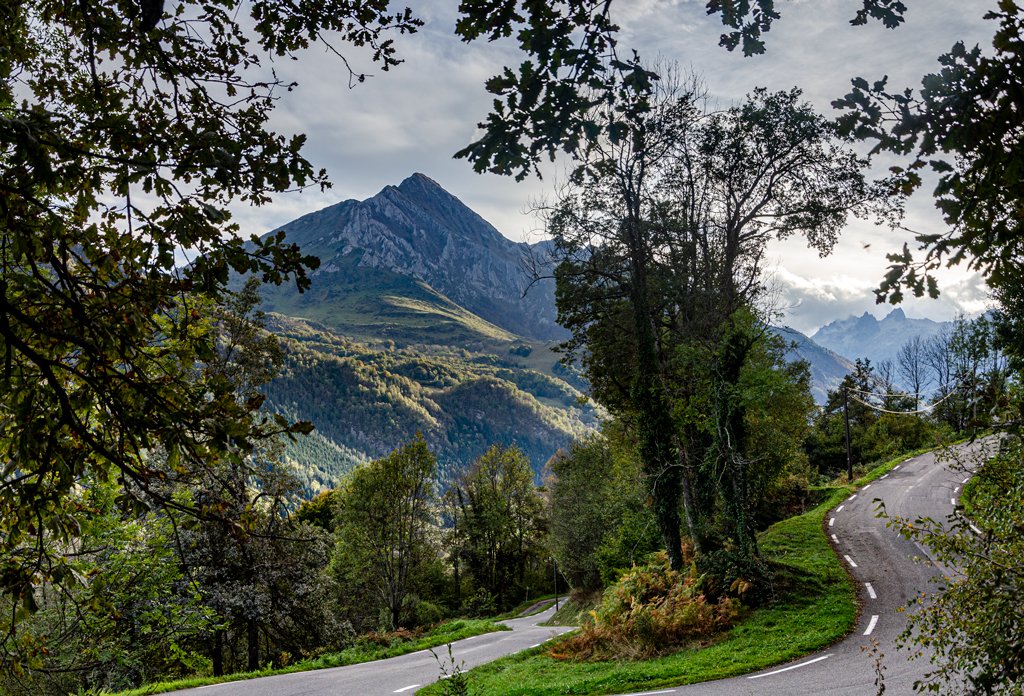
261 313 599 493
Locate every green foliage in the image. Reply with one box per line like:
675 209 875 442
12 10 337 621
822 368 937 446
333 434 438 630
834 3 1024 306
0 478 214 695
548 431 660 591
891 436 1024 694
548 437 619 592
447 444 548 611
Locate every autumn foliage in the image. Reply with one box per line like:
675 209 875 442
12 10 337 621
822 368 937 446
550 553 739 661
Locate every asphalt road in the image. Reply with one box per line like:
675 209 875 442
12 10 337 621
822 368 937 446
175 441 986 696
174 601 572 696
613 439 992 696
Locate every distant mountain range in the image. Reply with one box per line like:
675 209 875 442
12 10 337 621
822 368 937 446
812 308 950 371
253 173 953 490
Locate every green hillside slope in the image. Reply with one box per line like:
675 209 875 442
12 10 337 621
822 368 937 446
263 314 599 493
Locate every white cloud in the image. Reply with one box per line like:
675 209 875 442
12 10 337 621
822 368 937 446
225 0 998 326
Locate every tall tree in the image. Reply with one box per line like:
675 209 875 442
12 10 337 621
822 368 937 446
450 444 545 609
334 434 437 630
897 335 930 410
549 72 890 569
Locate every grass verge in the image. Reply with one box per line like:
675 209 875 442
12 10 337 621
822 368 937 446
420 447 948 696
112 619 510 695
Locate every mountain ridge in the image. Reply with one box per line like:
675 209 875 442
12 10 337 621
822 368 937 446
261 172 564 343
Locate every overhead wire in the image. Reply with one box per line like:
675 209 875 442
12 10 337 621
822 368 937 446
847 387 960 416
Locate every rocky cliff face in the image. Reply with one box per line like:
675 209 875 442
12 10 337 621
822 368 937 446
266 173 564 342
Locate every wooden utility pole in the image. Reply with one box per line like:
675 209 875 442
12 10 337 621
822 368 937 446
843 384 853 482
553 558 559 610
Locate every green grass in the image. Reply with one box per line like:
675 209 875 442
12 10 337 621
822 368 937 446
540 594 600 627
419 447 949 696
111 619 509 695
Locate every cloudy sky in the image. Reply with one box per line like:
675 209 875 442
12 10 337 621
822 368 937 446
235 0 997 335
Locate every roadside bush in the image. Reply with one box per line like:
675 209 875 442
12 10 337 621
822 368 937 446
414 599 447 627
695 548 773 606
550 553 739 661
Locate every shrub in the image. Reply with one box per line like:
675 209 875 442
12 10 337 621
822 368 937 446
414 599 447 627
550 553 739 661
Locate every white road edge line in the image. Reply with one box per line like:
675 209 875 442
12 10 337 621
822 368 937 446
844 554 858 568
893 465 900 470
954 486 960 493
747 654 832 680
831 534 839 543
630 691 677 695
951 498 957 506
863 484 872 490
880 474 889 479
848 494 858 501
394 685 420 693
529 643 542 648
865 582 877 599
962 477 970 484
829 517 835 527
864 615 879 636
837 505 845 513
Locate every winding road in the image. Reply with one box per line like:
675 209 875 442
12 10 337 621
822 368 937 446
615 438 991 696
175 440 986 695
174 602 572 696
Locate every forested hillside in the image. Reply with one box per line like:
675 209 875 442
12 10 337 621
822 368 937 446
263 314 599 493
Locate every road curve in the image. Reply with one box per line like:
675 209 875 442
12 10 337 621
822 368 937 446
615 439 990 696
173 603 571 696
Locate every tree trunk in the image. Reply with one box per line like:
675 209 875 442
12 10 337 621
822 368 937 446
626 219 685 571
247 618 259 671
212 629 224 677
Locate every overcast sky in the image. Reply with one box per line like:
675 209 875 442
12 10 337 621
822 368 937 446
233 0 997 335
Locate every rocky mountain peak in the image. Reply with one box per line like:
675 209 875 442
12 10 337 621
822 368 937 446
262 173 566 342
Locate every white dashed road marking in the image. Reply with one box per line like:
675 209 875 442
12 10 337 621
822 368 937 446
748 654 832 680
829 517 835 527
864 615 879 636
837 505 845 513
865 583 877 599
831 534 839 543
844 554 858 568
863 484 872 490
848 494 858 501
962 477 970 484
951 498 956 506
394 685 420 693
954 486 960 493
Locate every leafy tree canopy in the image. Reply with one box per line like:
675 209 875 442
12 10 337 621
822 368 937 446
832 2 1024 304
